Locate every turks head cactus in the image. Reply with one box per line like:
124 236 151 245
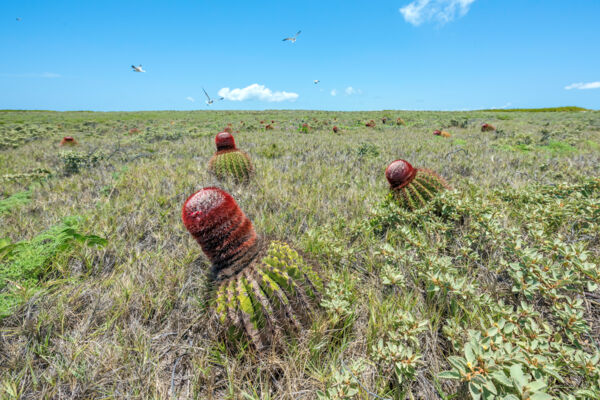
182 187 322 350
385 159 451 210
208 132 253 182
481 123 496 132
59 136 78 146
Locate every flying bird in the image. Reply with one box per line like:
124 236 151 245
314 80 320 84
16 17 22 22
282 30 301 43
131 65 146 72
203 88 224 105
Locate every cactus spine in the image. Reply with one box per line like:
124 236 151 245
182 187 321 349
385 159 450 210
208 132 253 182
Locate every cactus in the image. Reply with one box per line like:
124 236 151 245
59 136 78 146
208 132 253 182
385 159 451 210
433 130 451 138
299 123 310 133
481 123 496 132
182 187 321 350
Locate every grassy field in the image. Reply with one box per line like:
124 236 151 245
0 109 599 399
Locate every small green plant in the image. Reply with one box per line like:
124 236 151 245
0 216 106 317
299 123 310 133
1 168 52 183
320 271 356 326
60 151 105 174
355 142 379 158
0 190 31 215
257 143 283 159
317 360 368 400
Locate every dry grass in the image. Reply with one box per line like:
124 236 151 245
1 110 599 399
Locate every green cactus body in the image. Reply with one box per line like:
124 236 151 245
182 188 320 350
208 149 253 182
211 241 321 349
386 159 450 210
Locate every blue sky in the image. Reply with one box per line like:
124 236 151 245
1 0 599 111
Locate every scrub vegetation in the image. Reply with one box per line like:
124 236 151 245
0 109 599 399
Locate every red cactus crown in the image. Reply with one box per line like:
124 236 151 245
385 159 417 189
215 132 236 151
182 187 259 273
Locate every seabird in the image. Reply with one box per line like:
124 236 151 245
131 65 146 72
282 31 301 43
203 88 223 105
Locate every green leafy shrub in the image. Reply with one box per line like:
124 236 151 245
60 151 105 174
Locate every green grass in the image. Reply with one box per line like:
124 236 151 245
480 106 591 112
0 109 599 399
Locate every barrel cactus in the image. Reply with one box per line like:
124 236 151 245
385 159 451 210
208 132 253 182
182 187 321 350
59 136 78 146
481 123 496 132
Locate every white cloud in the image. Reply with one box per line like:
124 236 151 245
186 96 195 102
565 82 600 90
345 86 362 95
0 72 61 78
400 0 476 26
330 89 337 96
218 83 299 102
489 102 512 110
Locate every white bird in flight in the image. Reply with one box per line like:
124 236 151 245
282 31 301 43
203 88 224 105
314 80 320 84
131 65 146 73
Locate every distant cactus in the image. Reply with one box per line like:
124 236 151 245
481 123 496 132
299 123 310 133
433 130 451 138
208 132 253 182
385 159 451 210
59 136 78 146
182 187 321 350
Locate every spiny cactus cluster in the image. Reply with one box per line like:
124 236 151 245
208 132 253 182
385 159 450 210
182 187 321 350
